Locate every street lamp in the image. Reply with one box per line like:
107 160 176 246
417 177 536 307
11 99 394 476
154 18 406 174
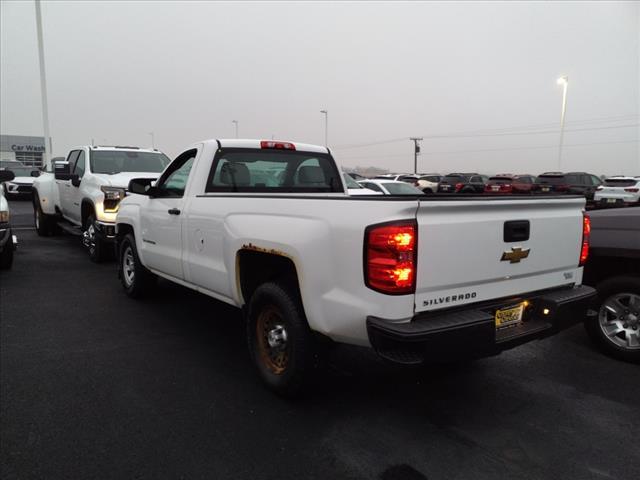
320 110 328 147
232 120 239 139
556 76 568 170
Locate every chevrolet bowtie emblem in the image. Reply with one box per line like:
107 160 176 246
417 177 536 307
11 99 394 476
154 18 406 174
501 247 530 263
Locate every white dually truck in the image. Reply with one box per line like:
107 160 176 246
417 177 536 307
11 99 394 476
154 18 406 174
112 139 594 395
32 146 170 261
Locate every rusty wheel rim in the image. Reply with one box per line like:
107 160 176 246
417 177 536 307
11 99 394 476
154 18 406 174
256 305 290 375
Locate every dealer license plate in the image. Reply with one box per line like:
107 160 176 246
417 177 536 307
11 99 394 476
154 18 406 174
541 187 550 192
495 303 525 329
607 198 617 203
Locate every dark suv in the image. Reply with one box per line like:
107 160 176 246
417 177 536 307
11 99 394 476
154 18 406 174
536 172 602 201
437 173 488 193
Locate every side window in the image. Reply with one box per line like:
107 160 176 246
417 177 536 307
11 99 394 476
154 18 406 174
364 182 383 193
590 175 602 186
74 151 86 177
66 150 80 172
155 150 197 198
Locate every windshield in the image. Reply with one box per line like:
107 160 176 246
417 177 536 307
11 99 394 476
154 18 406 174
441 175 466 183
0 161 35 177
604 178 638 187
537 175 566 185
90 151 170 174
343 173 363 189
488 177 513 184
383 182 423 194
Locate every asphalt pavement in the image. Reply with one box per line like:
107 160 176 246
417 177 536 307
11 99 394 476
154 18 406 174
1 199 639 480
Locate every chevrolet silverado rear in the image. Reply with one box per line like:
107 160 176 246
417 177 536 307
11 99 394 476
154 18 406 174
115 139 595 395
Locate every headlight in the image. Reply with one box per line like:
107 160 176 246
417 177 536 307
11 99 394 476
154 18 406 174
0 211 9 223
101 186 126 212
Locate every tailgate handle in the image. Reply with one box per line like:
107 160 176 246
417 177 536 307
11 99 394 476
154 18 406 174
504 220 530 242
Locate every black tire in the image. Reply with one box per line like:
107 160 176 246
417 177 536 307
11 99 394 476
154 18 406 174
33 194 55 237
246 281 318 397
0 243 13 270
84 214 108 263
118 233 156 298
584 275 640 364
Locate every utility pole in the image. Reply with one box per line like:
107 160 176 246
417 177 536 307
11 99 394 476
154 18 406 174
410 137 423 174
35 0 52 169
232 120 239 139
148 131 155 149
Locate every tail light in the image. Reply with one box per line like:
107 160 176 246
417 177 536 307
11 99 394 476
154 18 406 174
624 188 639 193
365 220 417 295
260 140 296 150
557 184 569 192
501 184 512 192
579 213 591 266
455 182 464 192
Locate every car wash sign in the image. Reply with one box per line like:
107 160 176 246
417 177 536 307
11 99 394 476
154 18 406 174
0 135 45 153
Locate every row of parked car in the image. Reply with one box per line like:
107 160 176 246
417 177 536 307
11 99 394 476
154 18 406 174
345 171 640 206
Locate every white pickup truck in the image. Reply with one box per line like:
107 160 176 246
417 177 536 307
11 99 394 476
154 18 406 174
115 139 595 395
32 146 170 261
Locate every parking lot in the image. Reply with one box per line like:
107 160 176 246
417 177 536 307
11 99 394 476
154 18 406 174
0 198 637 480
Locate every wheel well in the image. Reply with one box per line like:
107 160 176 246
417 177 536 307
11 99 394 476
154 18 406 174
81 200 95 226
116 223 134 240
237 250 300 305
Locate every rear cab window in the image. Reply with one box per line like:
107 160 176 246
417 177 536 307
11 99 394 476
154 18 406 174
604 178 638 187
205 149 343 193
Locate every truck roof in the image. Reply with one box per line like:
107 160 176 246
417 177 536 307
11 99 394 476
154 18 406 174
68 145 162 154
214 139 329 154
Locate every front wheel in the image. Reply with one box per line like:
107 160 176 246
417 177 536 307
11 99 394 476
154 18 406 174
584 276 640 363
118 233 156 298
246 282 318 396
83 214 109 263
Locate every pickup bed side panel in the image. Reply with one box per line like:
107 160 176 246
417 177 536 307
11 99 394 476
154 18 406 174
184 196 420 346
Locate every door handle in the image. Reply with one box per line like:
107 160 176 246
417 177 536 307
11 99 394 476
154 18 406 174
168 208 181 215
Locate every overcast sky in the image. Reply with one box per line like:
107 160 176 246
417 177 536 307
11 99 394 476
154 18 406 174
1 1 639 175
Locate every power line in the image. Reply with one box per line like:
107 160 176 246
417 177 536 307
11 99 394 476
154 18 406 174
336 139 639 160
332 114 639 150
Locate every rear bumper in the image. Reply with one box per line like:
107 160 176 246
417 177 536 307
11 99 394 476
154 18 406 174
367 285 595 364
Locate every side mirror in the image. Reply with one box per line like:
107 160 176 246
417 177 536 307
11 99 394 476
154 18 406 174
54 161 72 180
128 178 155 195
0 170 15 182
31 170 41 178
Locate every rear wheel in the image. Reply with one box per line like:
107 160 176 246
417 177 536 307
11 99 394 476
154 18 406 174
33 194 55 237
584 276 640 363
118 233 156 298
247 282 318 396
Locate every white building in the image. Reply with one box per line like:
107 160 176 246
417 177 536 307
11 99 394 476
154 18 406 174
0 135 45 167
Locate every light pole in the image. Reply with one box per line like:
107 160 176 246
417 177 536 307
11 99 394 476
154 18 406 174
35 0 52 169
232 120 239 139
410 137 423 174
320 110 328 147
148 131 155 149
556 76 568 170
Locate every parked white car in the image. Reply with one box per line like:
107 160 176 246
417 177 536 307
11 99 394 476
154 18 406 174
416 173 442 193
594 176 640 206
115 138 594 396
343 173 381 195
358 179 424 195
32 146 170 262
0 160 38 198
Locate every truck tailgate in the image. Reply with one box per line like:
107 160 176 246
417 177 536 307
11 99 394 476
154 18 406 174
414 197 586 313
